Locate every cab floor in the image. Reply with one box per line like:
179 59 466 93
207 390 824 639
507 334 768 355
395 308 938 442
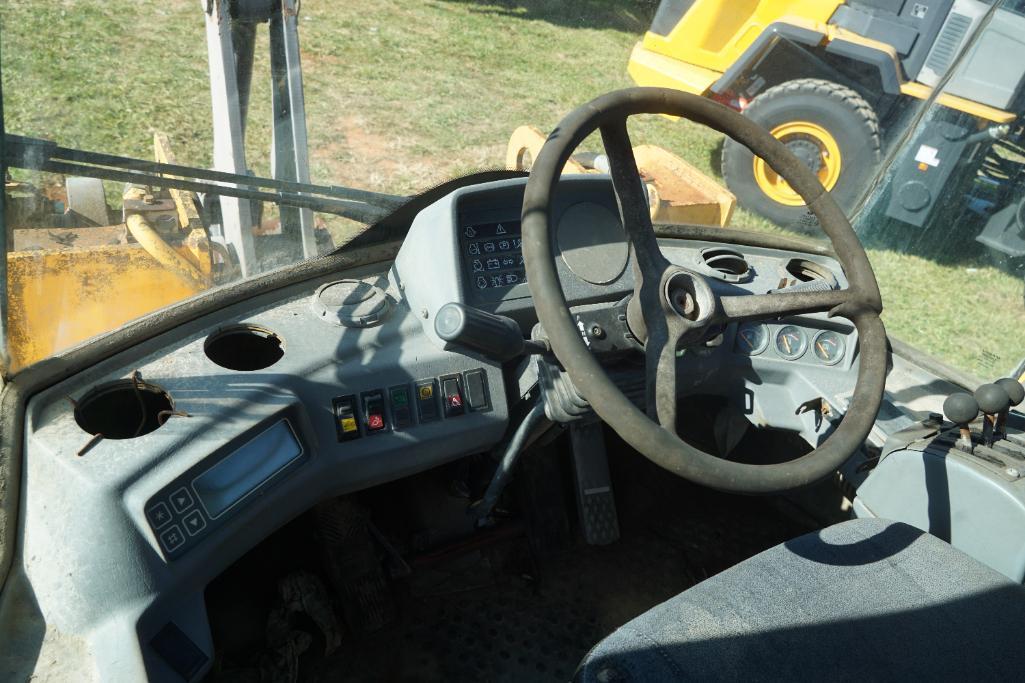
206 443 814 682
308 499 807 682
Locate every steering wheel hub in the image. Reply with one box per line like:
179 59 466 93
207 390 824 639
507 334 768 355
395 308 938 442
664 270 713 322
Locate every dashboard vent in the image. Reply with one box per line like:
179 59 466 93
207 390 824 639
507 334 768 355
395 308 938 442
698 247 750 282
774 258 839 293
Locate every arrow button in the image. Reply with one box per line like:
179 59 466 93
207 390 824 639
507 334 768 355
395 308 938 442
183 510 206 537
170 486 195 513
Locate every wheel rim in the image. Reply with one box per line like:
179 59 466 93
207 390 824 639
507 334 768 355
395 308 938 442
753 121 842 207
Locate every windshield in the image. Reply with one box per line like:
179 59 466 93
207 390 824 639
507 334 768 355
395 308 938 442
2 0 1024 382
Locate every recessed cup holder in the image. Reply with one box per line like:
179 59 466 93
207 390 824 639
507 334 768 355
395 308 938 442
204 324 284 371
74 379 175 439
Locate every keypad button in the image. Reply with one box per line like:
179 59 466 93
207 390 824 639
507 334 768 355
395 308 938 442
159 525 186 553
170 487 194 513
182 510 206 537
147 502 172 530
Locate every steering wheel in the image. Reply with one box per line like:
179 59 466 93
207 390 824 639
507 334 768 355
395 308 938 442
521 88 887 494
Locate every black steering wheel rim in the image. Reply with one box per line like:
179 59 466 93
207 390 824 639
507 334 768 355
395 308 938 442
521 88 888 494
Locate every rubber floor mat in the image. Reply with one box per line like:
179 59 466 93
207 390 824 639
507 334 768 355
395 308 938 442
307 505 803 683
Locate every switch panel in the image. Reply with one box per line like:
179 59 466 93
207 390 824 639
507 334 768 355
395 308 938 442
331 368 492 439
440 374 466 418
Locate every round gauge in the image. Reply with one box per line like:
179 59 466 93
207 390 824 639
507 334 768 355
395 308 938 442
813 330 846 365
735 322 769 356
775 325 808 360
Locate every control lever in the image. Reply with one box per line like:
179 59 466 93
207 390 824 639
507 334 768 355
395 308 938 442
435 302 546 361
943 392 979 452
995 378 1025 439
975 383 1011 447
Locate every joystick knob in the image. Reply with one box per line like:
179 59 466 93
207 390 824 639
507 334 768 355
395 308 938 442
996 378 1025 407
976 383 1011 415
994 378 1024 439
944 392 980 425
943 392 979 451
976 383 1011 446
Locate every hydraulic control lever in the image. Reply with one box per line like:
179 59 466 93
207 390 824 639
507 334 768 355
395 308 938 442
976 383 1012 447
435 302 548 361
943 392 979 452
995 377 1025 439
943 378 1025 451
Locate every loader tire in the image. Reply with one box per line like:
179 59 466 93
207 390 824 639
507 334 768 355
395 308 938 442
722 79 881 232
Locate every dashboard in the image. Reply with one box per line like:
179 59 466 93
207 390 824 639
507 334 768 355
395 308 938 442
12 175 862 681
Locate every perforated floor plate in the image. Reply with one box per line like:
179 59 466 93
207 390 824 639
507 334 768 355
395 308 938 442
309 507 803 682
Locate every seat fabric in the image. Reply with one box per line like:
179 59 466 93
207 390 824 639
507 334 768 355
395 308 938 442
575 518 1025 682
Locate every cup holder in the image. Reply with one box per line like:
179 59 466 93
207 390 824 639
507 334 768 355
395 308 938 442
74 379 175 439
204 324 284 371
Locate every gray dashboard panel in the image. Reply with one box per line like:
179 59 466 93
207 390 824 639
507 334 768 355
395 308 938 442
16 263 509 681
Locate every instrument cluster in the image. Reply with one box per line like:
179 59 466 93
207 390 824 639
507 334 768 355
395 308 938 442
734 321 848 367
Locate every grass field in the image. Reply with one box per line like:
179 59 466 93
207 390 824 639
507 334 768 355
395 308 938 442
2 0 1024 379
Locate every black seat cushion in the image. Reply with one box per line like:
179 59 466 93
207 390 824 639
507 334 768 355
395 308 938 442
575 518 1025 682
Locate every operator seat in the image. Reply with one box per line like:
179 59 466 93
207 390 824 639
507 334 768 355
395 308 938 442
575 518 1025 681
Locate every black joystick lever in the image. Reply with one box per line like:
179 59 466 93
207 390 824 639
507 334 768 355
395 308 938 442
975 383 1011 447
434 302 547 361
994 377 1025 439
943 392 979 452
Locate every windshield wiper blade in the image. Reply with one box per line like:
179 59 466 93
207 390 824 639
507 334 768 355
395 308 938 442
5 134 407 223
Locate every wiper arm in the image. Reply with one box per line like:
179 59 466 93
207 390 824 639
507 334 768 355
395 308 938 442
5 134 407 224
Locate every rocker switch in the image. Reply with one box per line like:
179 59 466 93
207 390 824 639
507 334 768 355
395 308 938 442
362 391 387 432
464 369 490 411
441 375 465 418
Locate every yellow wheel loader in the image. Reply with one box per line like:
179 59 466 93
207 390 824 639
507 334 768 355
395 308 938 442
629 0 1025 247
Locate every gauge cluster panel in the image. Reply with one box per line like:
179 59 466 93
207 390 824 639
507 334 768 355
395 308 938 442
393 175 632 346
734 321 852 367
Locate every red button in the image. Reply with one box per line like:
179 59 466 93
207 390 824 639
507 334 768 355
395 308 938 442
448 394 462 408
368 413 384 430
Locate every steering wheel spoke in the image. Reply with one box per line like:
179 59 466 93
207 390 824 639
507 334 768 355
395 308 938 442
719 289 849 322
599 119 669 275
645 316 686 431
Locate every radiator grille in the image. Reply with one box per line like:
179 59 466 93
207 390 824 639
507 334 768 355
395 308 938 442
925 12 973 76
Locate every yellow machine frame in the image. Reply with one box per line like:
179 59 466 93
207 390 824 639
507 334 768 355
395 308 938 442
628 0 1016 124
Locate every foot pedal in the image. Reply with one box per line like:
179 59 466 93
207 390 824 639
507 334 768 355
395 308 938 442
569 421 620 545
314 498 395 633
